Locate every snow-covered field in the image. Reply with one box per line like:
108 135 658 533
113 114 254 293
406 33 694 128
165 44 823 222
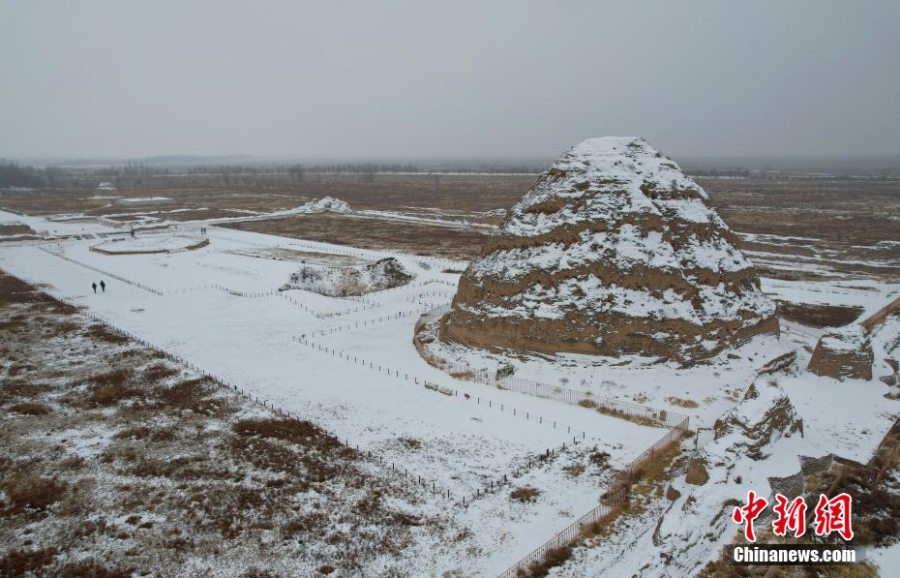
2 207 898 576
0 210 669 574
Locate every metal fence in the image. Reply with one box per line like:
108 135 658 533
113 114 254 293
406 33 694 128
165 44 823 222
497 417 689 578
5 277 464 509
411 306 693 578
415 307 686 429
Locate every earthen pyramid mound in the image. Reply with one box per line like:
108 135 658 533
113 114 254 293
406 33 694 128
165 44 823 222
440 137 778 360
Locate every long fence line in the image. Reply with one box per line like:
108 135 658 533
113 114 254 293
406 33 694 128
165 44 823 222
414 307 687 429
37 234 454 327
309 307 430 337
40 232 457 320
293 335 591 441
498 417 688 578
7 265 577 511
406 307 692 578
497 419 689 578
38 245 165 295
8 278 471 508
491 376 692 575
291 334 592 507
37 243 382 319
23 233 693 575
277 290 379 319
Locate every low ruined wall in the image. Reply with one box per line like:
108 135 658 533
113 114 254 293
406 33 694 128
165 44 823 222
90 237 209 255
441 306 779 363
807 329 873 381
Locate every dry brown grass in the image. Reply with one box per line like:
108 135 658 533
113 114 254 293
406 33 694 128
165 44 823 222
510 486 541 503
0 270 454 575
89 368 132 388
234 417 341 451
399 437 422 450
0 273 36 302
665 396 699 409
516 545 573 578
629 441 685 496
86 369 139 406
578 501 630 542
85 324 130 345
595 405 661 428
142 362 179 381
157 377 230 417
0 547 59 576
589 450 611 467
8 402 52 415
113 425 178 442
225 213 488 260
2 474 68 513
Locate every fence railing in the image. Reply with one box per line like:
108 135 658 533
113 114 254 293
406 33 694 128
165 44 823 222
409 306 693 578
2 268 469 509
414 307 685 429
38 245 164 295
497 417 689 578
497 489 629 578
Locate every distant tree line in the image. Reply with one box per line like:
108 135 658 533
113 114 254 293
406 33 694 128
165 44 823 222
686 168 752 178
1 159 548 191
0 161 65 188
17 158 897 192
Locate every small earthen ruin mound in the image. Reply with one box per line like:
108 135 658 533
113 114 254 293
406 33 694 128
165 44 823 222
282 257 413 297
713 381 803 460
440 137 778 360
807 325 874 381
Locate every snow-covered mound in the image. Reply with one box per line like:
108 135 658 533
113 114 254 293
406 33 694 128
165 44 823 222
301 196 350 214
713 380 803 460
630 378 803 577
116 197 173 206
807 324 874 380
282 257 412 297
441 137 778 361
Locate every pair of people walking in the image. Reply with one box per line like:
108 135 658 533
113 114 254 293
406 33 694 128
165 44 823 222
92 280 106 293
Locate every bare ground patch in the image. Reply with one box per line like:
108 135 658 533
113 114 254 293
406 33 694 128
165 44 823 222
223 213 488 260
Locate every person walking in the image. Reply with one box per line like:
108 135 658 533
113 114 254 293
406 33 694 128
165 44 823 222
92 282 97 293
100 280 106 292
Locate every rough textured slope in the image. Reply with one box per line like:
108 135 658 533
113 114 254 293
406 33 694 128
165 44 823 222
441 137 778 360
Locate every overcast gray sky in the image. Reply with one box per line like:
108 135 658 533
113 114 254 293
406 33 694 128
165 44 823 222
1 1 898 160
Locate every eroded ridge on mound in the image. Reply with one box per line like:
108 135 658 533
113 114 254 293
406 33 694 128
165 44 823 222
441 137 778 360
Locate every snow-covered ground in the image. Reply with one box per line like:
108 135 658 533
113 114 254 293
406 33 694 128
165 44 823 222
0 210 667 574
2 207 898 576
762 277 900 318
